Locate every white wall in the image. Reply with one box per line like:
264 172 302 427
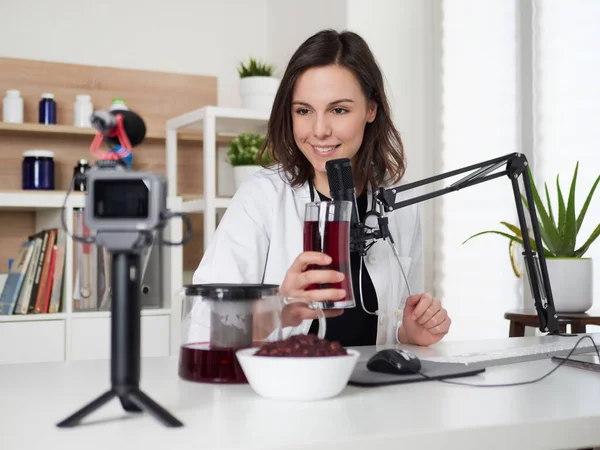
346 0 436 294
266 0 347 78
0 0 268 108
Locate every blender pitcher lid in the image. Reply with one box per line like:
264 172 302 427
183 284 279 301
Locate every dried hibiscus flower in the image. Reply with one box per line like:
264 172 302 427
255 334 348 357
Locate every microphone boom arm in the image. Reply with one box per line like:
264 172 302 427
375 152 559 335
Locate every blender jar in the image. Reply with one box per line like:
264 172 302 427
179 284 283 384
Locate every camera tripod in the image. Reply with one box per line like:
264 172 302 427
57 251 183 428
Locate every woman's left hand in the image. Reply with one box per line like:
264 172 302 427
398 293 451 346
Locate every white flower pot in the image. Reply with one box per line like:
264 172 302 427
239 76 279 112
233 165 261 190
522 258 594 313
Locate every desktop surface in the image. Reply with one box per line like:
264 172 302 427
2 334 600 450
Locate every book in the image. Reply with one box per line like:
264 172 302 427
0 241 35 315
14 235 43 315
42 246 57 313
48 228 66 314
28 230 48 313
33 229 57 313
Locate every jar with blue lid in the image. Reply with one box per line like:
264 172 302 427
22 150 55 190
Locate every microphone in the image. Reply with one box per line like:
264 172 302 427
325 158 365 254
325 158 393 255
89 109 147 161
326 158 360 226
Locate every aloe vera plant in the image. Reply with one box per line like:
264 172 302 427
463 163 600 276
237 57 275 78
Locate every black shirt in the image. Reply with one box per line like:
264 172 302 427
308 188 379 346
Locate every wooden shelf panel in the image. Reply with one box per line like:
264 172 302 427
180 195 232 212
71 308 171 319
0 121 234 143
0 190 84 209
0 313 66 322
0 309 170 322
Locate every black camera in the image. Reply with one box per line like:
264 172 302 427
84 164 167 234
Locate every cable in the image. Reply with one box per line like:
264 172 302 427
417 335 600 388
358 255 377 316
158 211 193 246
61 176 96 244
387 239 413 298
358 215 413 318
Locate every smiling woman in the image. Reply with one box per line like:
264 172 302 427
194 29 452 348
290 66 377 195
261 29 406 196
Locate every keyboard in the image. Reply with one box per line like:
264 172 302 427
421 335 600 367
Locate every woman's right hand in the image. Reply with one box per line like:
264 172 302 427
278 251 346 328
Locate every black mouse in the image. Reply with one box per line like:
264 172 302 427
366 349 422 375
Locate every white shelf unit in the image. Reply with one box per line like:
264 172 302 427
165 106 269 355
0 192 182 364
166 106 269 247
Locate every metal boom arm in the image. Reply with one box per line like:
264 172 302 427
376 153 559 334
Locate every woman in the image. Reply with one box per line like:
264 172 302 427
193 29 451 346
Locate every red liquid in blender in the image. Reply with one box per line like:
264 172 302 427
178 343 248 384
303 220 352 300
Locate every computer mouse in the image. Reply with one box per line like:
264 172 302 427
366 349 422 375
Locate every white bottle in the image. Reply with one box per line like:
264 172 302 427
3 89 24 124
73 94 93 127
109 97 129 111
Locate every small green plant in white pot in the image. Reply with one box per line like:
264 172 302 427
227 132 271 190
464 163 599 313
238 57 279 112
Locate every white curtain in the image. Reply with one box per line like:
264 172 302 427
532 0 600 306
437 0 521 340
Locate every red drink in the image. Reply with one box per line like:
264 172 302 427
303 220 353 301
178 343 247 384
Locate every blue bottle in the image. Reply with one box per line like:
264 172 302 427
39 93 57 124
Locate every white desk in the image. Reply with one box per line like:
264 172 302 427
2 334 600 450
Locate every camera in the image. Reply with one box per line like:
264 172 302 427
84 163 167 234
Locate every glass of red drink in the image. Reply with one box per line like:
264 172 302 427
303 201 356 309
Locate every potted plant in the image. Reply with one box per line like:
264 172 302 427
464 163 599 313
238 57 279 112
227 132 271 190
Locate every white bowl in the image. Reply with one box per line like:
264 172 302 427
236 347 360 401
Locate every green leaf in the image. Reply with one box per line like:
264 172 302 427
556 174 567 236
573 223 600 258
462 230 524 246
576 174 600 234
563 162 578 254
226 132 269 166
544 182 555 228
527 168 563 254
500 221 522 237
521 194 528 208
237 57 275 78
500 221 551 256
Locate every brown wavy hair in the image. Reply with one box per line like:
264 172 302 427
259 29 406 192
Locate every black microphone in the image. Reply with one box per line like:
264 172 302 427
326 158 359 226
326 158 366 254
90 109 146 147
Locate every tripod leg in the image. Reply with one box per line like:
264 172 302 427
127 389 183 427
119 395 143 413
57 390 116 428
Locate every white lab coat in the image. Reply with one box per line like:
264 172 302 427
192 165 424 345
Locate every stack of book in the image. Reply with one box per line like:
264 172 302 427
0 228 67 315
